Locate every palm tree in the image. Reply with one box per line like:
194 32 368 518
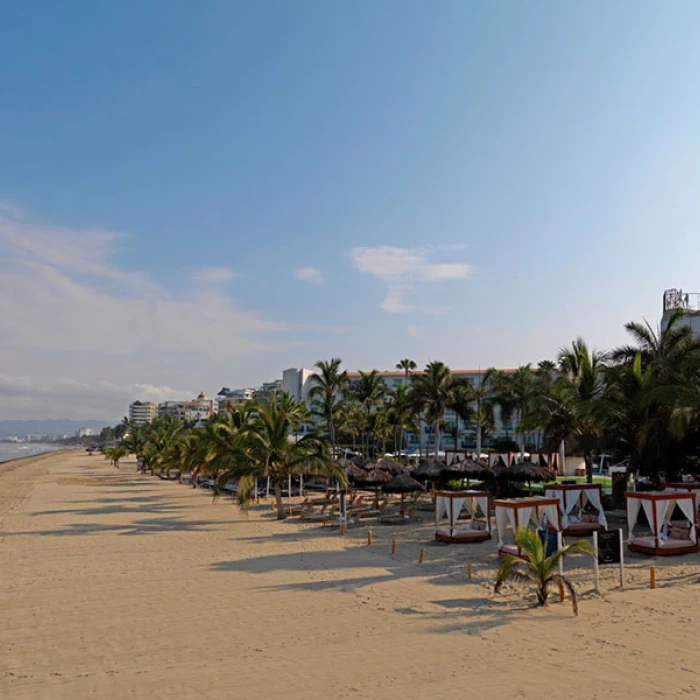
548 338 608 483
489 370 517 446
448 379 474 452
215 394 346 519
611 308 695 372
309 358 348 454
103 445 128 468
386 384 414 455
411 361 452 458
396 358 417 387
494 529 593 615
471 370 494 461
352 370 386 455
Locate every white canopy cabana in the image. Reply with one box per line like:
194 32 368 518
544 483 608 534
435 490 491 543
494 496 562 559
626 491 699 556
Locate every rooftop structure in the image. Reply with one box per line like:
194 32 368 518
662 288 700 337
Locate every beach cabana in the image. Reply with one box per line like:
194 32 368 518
435 490 491 543
494 496 562 558
626 491 699 556
664 483 700 511
544 483 607 535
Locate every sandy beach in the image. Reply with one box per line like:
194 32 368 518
2 452 700 699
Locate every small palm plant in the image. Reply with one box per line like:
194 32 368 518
494 529 594 615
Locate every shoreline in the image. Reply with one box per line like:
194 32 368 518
0 446 70 466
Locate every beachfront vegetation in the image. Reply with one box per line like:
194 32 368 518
110 310 700 491
119 394 346 519
494 529 594 615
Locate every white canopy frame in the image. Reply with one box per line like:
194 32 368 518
435 490 492 542
545 484 608 530
626 491 699 555
493 496 562 556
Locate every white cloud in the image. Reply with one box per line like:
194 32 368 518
407 325 419 336
0 373 194 420
293 266 324 285
190 266 240 283
0 204 297 419
349 245 471 313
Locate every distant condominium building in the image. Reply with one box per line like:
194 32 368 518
253 379 283 403
282 367 316 404
215 387 256 413
158 393 213 422
128 400 158 426
75 427 97 438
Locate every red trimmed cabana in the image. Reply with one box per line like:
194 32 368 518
435 490 491 543
544 483 607 535
494 496 562 559
626 491 699 556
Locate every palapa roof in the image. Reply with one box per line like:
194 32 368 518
442 458 494 480
381 473 426 494
412 461 445 480
360 468 393 485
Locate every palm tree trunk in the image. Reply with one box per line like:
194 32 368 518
275 481 287 519
434 418 440 459
476 408 482 462
584 451 594 485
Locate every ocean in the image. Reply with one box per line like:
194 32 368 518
0 442 62 463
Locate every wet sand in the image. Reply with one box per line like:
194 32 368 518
2 452 700 699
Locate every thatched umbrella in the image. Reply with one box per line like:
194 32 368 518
412 460 445 481
381 473 425 515
374 458 407 475
343 462 369 483
441 458 494 484
492 462 555 493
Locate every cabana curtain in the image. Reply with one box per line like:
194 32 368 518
627 497 641 542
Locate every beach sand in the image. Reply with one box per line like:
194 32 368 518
2 452 700 699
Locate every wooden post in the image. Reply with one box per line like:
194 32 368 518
467 563 472 579
367 530 373 546
340 523 345 536
557 531 564 576
618 528 625 588
418 548 424 564
650 565 656 590
558 578 565 603
270 501 275 511
391 539 396 555
299 474 304 497
266 476 270 499
288 505 293 517
592 531 600 593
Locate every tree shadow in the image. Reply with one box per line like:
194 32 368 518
4 515 216 537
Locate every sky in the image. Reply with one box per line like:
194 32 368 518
2 1 700 421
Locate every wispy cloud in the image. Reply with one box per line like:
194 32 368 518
190 266 240 283
293 266 324 285
0 204 294 419
348 245 471 313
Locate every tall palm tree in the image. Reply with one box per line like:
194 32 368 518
215 394 346 519
386 383 413 455
489 370 517 446
309 358 348 454
495 529 593 615
396 358 417 387
352 370 386 456
611 308 695 372
548 338 608 483
448 379 474 452
411 361 452 458
471 370 494 461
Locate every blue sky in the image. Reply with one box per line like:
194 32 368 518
2 1 700 419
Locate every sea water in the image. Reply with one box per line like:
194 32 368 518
0 443 61 463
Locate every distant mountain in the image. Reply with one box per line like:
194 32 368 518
0 420 115 439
